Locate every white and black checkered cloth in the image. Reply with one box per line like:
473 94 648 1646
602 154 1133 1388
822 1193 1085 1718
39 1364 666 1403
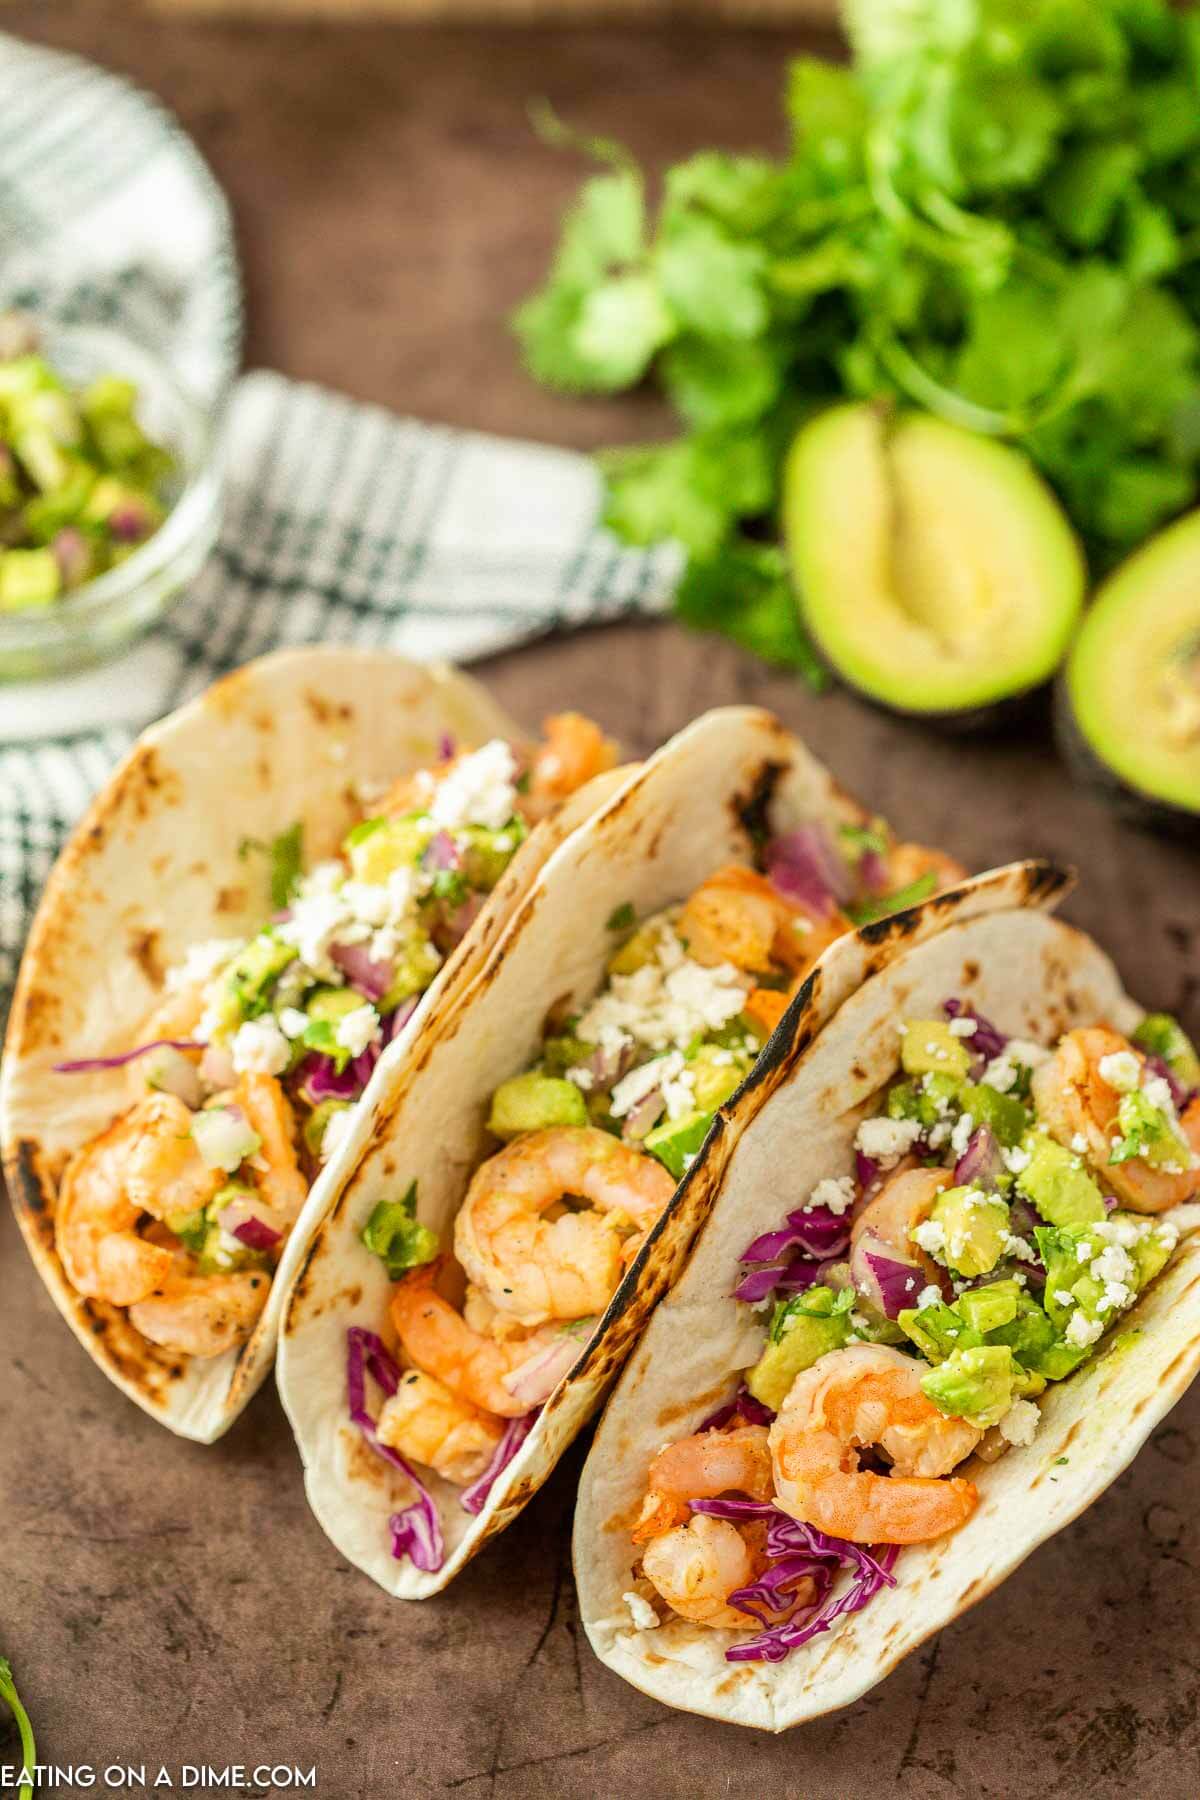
0 34 678 1015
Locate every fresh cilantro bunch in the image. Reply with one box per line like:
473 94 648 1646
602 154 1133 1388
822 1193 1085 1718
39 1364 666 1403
514 0 1200 683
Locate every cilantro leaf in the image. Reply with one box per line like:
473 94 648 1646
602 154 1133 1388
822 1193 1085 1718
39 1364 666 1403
656 217 768 341
675 540 828 688
269 822 304 911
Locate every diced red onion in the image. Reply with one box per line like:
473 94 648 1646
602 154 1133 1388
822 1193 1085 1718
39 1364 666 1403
588 1037 634 1094
193 1105 261 1173
330 941 393 1001
109 500 154 543
346 1327 445 1573
764 825 853 918
859 849 890 894
943 999 1007 1065
953 1125 1004 1193
437 733 456 762
502 1325 592 1407
1103 1193 1118 1213
460 1410 539 1516
849 1232 924 1318
297 1041 381 1104
423 830 461 873
54 1037 201 1074
621 1088 665 1143
143 1044 204 1108
216 1192 283 1252
382 995 421 1045
855 1149 883 1198
698 1387 776 1431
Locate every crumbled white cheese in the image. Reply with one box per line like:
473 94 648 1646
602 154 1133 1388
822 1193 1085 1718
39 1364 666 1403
1054 1290 1075 1308
949 1111 976 1158
997 1399 1039 1447
319 1105 356 1163
574 914 748 1061
335 1003 382 1059
809 1175 856 1217
1065 1312 1104 1348
1142 1073 1175 1114
191 1106 260 1173
1070 1131 1088 1154
566 1065 595 1092
429 739 518 832
1002 1144 1030 1175
610 1053 679 1121
231 1016 290 1076
1098 1050 1140 1093
622 1590 660 1632
659 1059 698 1122
983 1037 1049 1093
277 1006 310 1040
167 936 243 992
948 1017 978 1038
1002 1232 1036 1263
916 1283 943 1309
278 889 362 981
855 1115 923 1167
912 1218 947 1258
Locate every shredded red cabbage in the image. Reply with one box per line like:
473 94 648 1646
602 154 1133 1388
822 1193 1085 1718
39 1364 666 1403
764 825 851 918
54 1037 201 1074
734 1204 852 1304
460 1409 539 1516
423 830 461 873
943 998 1007 1068
688 1497 898 1663
953 1124 1004 1192
855 1149 882 1197
330 941 393 1001
298 998 417 1103
232 1216 282 1251
345 1327 445 1573
697 1387 775 1432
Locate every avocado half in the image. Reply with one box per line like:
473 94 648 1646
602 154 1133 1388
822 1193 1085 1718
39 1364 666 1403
1058 509 1200 835
783 403 1085 723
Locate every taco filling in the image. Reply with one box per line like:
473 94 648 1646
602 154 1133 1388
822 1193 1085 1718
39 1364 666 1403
350 825 966 1571
50 714 617 1361
620 1004 1199 1662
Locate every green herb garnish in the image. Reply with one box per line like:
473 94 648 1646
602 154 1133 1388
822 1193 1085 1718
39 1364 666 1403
361 1183 439 1279
606 901 636 931
268 821 304 910
847 870 938 926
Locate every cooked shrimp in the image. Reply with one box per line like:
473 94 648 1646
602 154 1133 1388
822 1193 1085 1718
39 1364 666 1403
124 1092 222 1222
640 1514 765 1629
743 987 789 1038
522 712 618 821
390 1257 566 1417
127 1256 268 1358
57 1110 175 1306
377 1368 504 1485
885 844 969 892
679 864 850 980
1032 1026 1200 1213
631 1424 774 1543
851 1166 952 1289
770 1344 981 1544
454 1126 675 1326
236 1073 307 1225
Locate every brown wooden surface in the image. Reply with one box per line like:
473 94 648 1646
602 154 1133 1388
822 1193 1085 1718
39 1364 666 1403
2 7 1199 1797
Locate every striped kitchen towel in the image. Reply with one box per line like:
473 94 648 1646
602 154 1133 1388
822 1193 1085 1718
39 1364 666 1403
0 34 678 1013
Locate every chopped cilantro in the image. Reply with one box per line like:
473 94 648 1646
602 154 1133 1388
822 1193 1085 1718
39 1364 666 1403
268 821 304 910
847 871 938 926
606 901 636 931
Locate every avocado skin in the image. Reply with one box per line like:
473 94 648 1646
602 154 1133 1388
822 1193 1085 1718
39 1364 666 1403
1054 674 1199 840
808 628 1053 736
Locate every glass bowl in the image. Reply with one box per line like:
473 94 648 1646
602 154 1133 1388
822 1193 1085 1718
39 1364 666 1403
0 323 222 683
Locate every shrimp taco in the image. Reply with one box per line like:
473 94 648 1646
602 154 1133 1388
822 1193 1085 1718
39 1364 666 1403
1 645 622 1443
275 704 966 1595
574 867 1200 1730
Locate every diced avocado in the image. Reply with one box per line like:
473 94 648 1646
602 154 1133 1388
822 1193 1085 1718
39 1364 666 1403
887 1072 962 1130
165 1206 210 1254
21 461 94 542
845 1296 907 1346
687 1044 748 1112
0 546 60 610
80 374 138 421
196 1190 270 1275
346 814 433 883
607 923 663 977
921 1343 1017 1428
488 1072 588 1138
643 1108 712 1180
956 1279 1020 1334
785 403 1085 719
541 1034 596 1078
306 986 364 1026
1016 1132 1106 1226
900 1019 973 1082
303 1098 352 1158
898 1300 981 1363
217 932 297 1027
1109 1088 1191 1168
378 930 442 1010
747 1287 850 1409
460 821 525 891
929 1185 1010 1278
1129 1219 1175 1289
0 353 59 403
360 1183 439 1278
960 1081 1031 1148
1011 1364 1047 1400
1133 1013 1200 1088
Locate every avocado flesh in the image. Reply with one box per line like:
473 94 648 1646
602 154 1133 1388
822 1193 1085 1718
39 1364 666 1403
1066 509 1200 817
784 403 1085 714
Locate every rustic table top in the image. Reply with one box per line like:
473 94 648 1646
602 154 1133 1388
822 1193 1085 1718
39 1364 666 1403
3 8 1199 1798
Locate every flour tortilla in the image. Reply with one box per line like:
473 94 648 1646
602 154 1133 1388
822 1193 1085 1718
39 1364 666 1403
1 645 622 1443
574 882 1200 1731
274 703 908 1597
